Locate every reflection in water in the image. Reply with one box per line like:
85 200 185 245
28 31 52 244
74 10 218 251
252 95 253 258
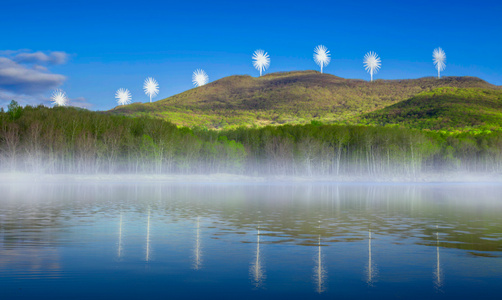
192 217 202 270
366 229 378 286
250 228 265 288
1 183 502 298
0 248 62 279
434 226 443 290
146 209 151 262
118 212 123 258
313 234 327 293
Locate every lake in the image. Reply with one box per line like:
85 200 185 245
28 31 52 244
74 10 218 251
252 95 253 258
1 182 501 299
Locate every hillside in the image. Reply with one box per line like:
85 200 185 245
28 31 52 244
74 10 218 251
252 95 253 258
110 70 498 129
360 87 502 131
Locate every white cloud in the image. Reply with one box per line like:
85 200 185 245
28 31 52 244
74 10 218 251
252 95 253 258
0 50 71 106
33 65 49 72
0 57 66 94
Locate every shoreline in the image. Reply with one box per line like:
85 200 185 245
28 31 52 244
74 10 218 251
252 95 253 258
0 172 501 184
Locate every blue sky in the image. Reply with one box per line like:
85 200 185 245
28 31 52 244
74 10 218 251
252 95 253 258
0 0 501 110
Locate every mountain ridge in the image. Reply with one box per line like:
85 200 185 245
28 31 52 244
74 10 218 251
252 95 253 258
109 70 499 129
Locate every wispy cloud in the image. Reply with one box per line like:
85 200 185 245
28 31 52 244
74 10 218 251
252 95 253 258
13 51 69 65
0 90 48 107
0 91 92 110
0 49 30 56
0 50 69 106
69 97 93 109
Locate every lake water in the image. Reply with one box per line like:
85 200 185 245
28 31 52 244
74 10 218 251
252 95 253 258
1 182 502 299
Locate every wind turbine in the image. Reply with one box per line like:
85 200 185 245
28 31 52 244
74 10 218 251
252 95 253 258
192 69 209 87
115 88 132 106
313 45 331 74
433 48 446 79
363 52 381 82
252 50 270 77
143 77 159 103
51 89 69 106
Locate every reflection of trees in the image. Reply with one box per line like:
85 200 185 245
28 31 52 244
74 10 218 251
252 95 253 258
205 184 502 253
0 247 62 278
1 183 502 255
0 186 67 248
148 184 502 254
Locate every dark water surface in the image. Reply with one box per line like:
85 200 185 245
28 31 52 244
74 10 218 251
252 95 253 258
1 182 502 299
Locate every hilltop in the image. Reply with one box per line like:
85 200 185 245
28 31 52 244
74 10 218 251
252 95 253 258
109 70 498 129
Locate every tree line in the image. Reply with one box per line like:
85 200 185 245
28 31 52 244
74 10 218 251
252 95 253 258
219 122 502 176
1 102 501 176
0 102 246 174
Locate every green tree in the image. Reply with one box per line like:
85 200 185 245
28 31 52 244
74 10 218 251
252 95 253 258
7 100 23 120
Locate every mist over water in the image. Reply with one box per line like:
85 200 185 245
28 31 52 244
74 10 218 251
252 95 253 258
1 182 502 299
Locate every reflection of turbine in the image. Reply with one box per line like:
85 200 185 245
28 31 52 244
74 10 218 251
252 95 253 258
192 217 202 270
365 229 378 286
118 213 123 258
313 234 327 293
146 209 151 262
434 226 443 290
250 228 265 288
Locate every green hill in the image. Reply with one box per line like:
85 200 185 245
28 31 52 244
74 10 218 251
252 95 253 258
110 70 498 129
360 87 502 131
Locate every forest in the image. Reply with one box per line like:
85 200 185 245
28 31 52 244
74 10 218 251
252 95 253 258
1 101 502 176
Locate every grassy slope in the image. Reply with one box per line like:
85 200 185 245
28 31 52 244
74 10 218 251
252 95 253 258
360 87 502 131
110 70 497 129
